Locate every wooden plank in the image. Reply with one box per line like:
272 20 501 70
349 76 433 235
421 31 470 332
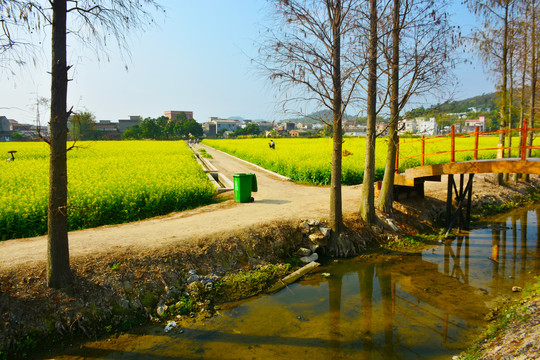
396 160 540 187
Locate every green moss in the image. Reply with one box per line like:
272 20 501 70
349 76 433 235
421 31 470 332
140 292 158 309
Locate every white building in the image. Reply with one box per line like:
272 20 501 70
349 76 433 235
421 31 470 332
416 117 438 136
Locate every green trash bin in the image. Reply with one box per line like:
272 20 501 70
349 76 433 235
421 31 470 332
233 173 258 203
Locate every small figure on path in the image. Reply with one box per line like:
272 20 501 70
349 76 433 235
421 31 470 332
269 140 275 150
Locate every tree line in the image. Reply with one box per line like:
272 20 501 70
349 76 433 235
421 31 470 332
122 113 203 140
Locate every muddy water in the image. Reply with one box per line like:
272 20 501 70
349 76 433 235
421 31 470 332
52 205 540 360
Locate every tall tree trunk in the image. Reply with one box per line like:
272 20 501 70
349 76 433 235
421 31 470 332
47 0 72 288
496 1 510 185
514 31 528 182
327 0 353 257
505 54 514 182
377 0 400 214
526 0 537 182
360 0 378 224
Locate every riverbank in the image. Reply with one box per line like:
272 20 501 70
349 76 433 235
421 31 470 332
1 175 539 359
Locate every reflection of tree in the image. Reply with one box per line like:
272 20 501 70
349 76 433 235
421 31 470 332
520 211 528 277
377 263 395 357
491 225 502 294
328 272 343 355
535 210 540 273
359 264 375 359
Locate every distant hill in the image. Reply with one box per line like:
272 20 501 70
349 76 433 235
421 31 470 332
281 110 356 124
405 92 498 118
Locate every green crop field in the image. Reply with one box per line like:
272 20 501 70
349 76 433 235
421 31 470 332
0 141 216 240
204 135 539 186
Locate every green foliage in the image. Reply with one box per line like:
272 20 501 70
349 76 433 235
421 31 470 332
232 123 261 136
215 264 290 302
69 111 100 140
198 149 212 158
122 124 142 140
133 113 204 140
169 297 196 315
0 141 217 240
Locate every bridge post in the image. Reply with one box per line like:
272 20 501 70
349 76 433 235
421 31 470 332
474 127 479 160
451 125 455 163
446 175 454 227
421 136 425 166
521 119 528 161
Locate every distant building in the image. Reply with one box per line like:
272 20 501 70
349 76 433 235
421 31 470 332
0 116 11 132
0 116 12 141
464 116 486 132
256 121 274 132
283 121 296 131
165 110 194 121
344 126 367 137
296 122 313 130
289 129 312 137
376 122 389 136
416 117 438 136
95 120 119 133
204 118 239 137
118 115 142 133
202 122 217 138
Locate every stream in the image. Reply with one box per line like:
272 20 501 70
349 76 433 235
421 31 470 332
50 205 540 359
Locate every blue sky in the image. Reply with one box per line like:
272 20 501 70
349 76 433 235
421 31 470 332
0 1 495 125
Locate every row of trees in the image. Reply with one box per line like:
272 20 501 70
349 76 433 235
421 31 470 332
468 0 539 184
122 114 203 140
261 0 456 255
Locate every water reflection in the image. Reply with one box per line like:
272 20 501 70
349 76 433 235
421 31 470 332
52 206 540 360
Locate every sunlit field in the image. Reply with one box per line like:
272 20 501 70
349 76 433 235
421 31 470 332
0 141 216 240
204 135 538 186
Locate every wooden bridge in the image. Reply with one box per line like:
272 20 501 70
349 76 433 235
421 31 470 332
391 119 540 234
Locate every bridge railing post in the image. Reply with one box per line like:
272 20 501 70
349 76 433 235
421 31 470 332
451 125 455 163
474 126 479 160
521 119 528 161
421 135 425 166
395 135 400 173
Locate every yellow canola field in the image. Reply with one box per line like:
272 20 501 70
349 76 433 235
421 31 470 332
0 141 216 240
204 136 536 185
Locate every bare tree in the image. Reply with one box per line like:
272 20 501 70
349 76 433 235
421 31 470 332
525 0 538 182
259 0 365 256
468 0 518 185
359 0 379 224
8 0 162 288
375 0 456 214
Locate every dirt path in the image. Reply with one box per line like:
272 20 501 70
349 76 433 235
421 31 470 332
0 144 363 272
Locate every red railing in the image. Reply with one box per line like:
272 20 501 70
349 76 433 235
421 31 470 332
395 119 540 173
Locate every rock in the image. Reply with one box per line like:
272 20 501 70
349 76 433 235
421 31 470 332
164 321 177 332
512 286 523 292
309 233 328 247
384 218 400 232
188 269 198 276
156 301 168 316
309 244 319 253
319 227 332 239
296 247 312 257
187 275 200 284
300 253 318 263
118 298 130 310
307 219 320 226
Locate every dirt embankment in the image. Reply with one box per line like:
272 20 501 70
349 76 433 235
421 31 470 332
0 144 539 358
